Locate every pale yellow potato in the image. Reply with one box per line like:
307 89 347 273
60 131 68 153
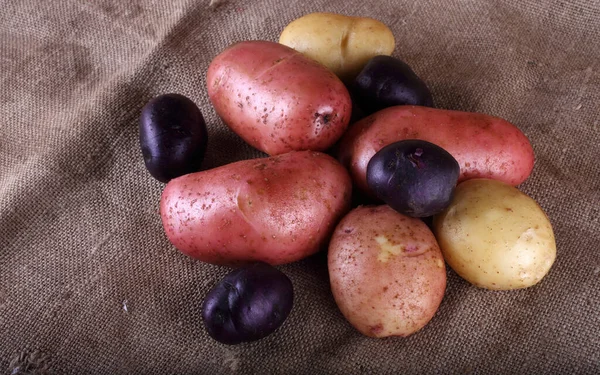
279 12 395 81
433 179 556 290
328 205 446 338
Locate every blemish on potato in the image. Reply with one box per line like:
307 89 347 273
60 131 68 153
369 323 384 335
376 235 404 262
404 245 419 253
220 219 232 228
213 76 221 89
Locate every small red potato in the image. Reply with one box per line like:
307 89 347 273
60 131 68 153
337 106 535 194
328 205 446 338
160 151 352 266
207 41 352 155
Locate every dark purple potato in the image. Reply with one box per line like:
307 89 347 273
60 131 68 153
367 140 459 217
202 262 294 345
353 55 434 114
139 93 207 182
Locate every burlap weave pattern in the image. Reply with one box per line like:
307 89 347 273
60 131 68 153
1 0 598 373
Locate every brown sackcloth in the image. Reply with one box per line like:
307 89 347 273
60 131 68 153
1 0 599 373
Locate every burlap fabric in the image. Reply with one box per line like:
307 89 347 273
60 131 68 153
1 0 598 373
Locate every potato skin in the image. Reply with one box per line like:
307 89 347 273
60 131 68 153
160 151 352 266
279 13 395 82
207 41 351 155
433 179 556 290
328 205 446 338
366 140 460 217
337 106 535 194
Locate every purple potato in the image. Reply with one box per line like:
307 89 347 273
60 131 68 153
202 263 294 345
353 55 433 114
367 140 459 217
139 93 207 182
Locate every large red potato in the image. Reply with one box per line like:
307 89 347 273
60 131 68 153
207 41 352 155
160 151 352 266
337 106 535 194
328 205 446 338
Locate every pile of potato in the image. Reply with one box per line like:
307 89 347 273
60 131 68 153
140 12 556 344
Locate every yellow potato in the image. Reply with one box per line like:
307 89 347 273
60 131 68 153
279 12 395 81
433 179 556 290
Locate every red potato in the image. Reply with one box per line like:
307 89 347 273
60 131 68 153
207 41 352 155
337 106 535 194
328 205 446 338
160 151 352 266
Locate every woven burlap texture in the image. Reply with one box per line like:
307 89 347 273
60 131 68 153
1 0 598 374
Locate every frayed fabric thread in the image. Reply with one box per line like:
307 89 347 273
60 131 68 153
8 350 51 375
